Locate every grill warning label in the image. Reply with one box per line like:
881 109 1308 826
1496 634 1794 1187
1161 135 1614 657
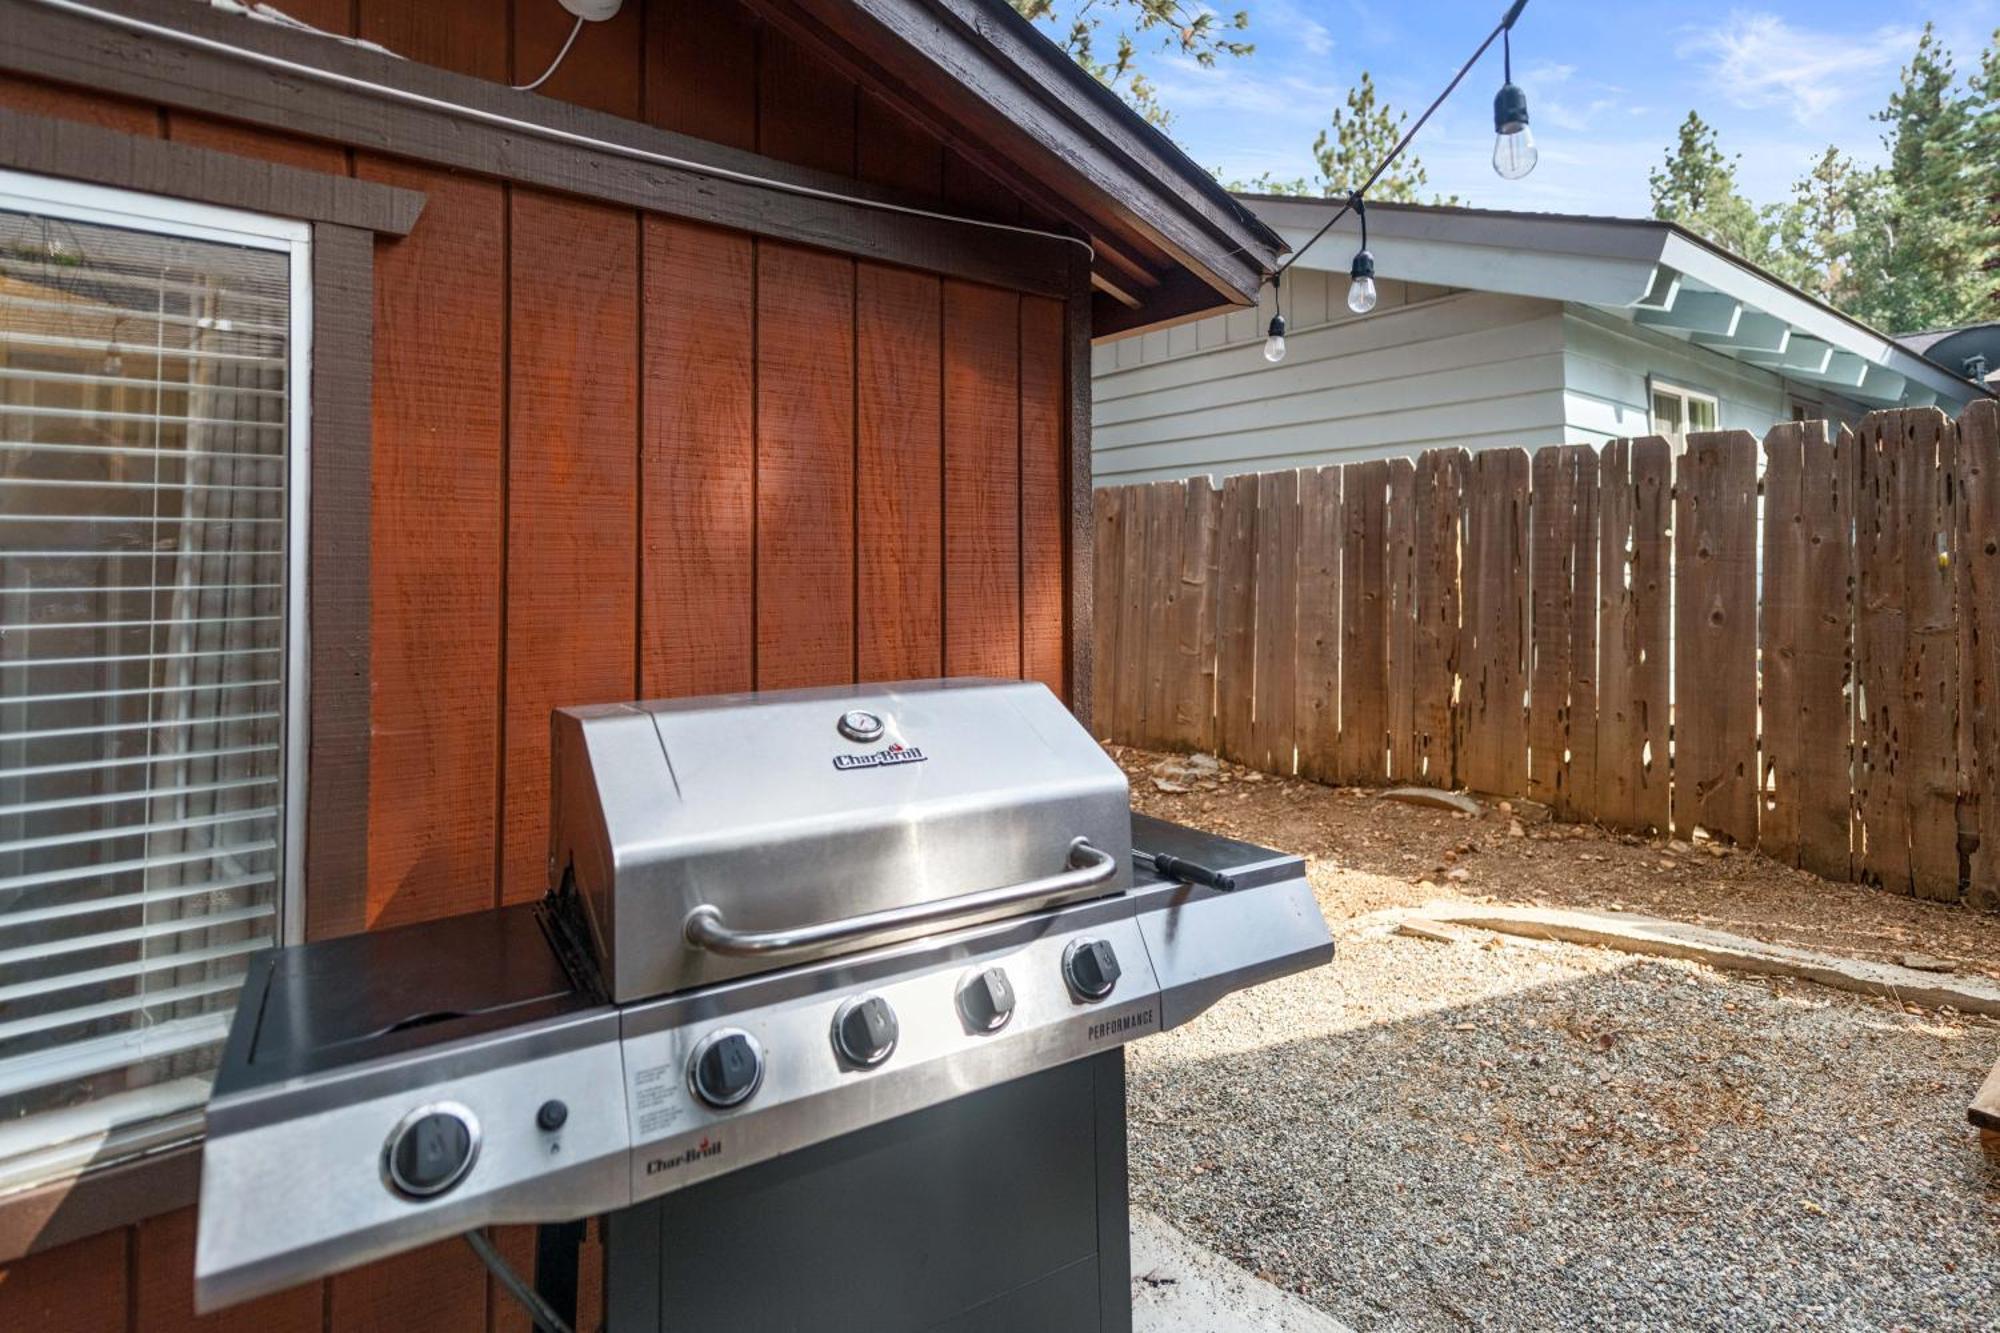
631 1060 685 1138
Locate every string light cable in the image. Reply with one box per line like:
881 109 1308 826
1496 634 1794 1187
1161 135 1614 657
512 12 586 93
27 0 1098 267
1256 0 1536 364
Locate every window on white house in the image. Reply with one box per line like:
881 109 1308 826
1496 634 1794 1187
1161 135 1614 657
1649 380 1719 439
0 171 308 1189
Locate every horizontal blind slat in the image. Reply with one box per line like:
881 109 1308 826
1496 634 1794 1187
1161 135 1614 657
0 1012 233 1103
0 365 285 399
0 902 275 968
0 440 283 464
0 742 279 782
0 809 278 858
0 677 281 706
0 872 274 930
0 934 271 1006
0 973 245 1046
0 402 287 432
0 777 276 821
0 328 288 366
0 840 278 896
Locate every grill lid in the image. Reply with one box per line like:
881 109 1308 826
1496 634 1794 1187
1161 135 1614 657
550 679 1132 1003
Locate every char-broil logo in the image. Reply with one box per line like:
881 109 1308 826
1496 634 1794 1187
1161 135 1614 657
645 1136 723 1175
1088 1009 1155 1043
832 742 928 772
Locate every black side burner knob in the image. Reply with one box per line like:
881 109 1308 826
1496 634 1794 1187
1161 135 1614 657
385 1104 479 1199
690 1029 764 1109
536 1099 569 1132
1063 938 1121 1001
958 967 1016 1032
833 995 899 1066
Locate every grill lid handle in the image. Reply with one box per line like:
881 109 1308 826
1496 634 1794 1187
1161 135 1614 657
682 838 1119 958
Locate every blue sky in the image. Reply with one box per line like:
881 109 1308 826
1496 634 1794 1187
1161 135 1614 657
1128 1 1999 215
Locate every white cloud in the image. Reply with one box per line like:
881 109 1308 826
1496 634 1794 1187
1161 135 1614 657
1680 13 1919 122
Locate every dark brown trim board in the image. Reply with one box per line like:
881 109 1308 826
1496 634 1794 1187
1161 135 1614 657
0 0 1078 298
1066 248 1094 729
0 106 425 235
304 222 374 943
0 1145 199 1264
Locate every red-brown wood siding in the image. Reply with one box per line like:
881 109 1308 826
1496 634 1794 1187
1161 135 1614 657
0 0 1079 1322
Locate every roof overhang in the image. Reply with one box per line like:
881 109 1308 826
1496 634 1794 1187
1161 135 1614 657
755 0 1283 331
1245 195 1991 412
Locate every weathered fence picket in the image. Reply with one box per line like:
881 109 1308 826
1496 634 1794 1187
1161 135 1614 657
1092 405 2000 905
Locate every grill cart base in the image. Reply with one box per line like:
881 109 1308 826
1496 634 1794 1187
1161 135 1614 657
605 1049 1130 1332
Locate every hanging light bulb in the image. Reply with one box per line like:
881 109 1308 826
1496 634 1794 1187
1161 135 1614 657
1347 251 1378 314
1263 312 1287 363
1491 24 1537 179
1344 194 1377 314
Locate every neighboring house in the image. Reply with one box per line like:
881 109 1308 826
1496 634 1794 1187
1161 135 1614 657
1899 322 2000 392
1093 195 1991 486
0 0 1275 1323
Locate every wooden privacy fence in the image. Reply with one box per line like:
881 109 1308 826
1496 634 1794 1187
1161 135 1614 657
1092 403 2000 908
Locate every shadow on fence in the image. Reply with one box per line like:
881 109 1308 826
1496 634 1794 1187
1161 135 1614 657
1092 402 2000 908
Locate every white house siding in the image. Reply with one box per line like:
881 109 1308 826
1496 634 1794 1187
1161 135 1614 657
1558 306 1867 444
1092 283 1571 486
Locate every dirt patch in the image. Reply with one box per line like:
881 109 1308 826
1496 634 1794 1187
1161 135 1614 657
1117 745 2000 984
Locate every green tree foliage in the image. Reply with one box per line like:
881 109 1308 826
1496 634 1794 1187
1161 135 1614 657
1010 0 1251 129
1656 25 1999 334
1227 73 1452 204
1836 25 1990 332
1648 111 1772 264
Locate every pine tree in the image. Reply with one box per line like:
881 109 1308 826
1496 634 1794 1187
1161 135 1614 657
1648 112 1771 263
1010 0 1251 130
1227 73 1451 204
1841 24 1986 332
1765 148 1855 305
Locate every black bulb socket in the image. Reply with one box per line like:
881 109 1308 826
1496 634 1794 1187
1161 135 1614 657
1349 250 1375 282
1494 83 1530 135
1266 312 1286 339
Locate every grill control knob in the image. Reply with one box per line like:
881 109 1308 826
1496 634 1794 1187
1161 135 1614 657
689 1029 764 1109
957 967 1016 1032
832 995 899 1067
1063 938 1121 1001
384 1103 480 1200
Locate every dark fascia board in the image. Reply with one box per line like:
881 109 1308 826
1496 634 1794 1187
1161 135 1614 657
787 0 1279 303
0 107 425 234
0 0 1074 297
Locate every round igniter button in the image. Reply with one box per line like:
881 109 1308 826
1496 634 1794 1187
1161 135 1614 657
832 994 899 1066
689 1029 765 1109
1062 938 1122 1001
957 966 1017 1032
383 1102 480 1200
536 1099 569 1132
837 708 885 743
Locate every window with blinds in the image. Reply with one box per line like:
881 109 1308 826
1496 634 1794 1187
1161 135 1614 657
0 172 308 1188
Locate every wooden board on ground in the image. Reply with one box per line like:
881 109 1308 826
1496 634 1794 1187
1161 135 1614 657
1412 449 1465 788
1339 459 1388 783
1674 431 1760 845
1249 469 1299 774
1215 473 1259 766
1460 448 1528 795
1595 437 1672 833
1295 464 1342 781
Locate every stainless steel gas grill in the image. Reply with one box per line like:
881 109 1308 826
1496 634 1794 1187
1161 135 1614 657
195 680 1333 1330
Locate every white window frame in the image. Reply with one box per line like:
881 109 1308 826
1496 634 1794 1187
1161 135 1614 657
1647 376 1720 440
0 171 311 1187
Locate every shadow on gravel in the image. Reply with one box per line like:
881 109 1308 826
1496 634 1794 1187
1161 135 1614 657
1128 944 2000 1333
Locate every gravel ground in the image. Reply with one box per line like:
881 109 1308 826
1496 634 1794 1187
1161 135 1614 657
1119 749 2000 1332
